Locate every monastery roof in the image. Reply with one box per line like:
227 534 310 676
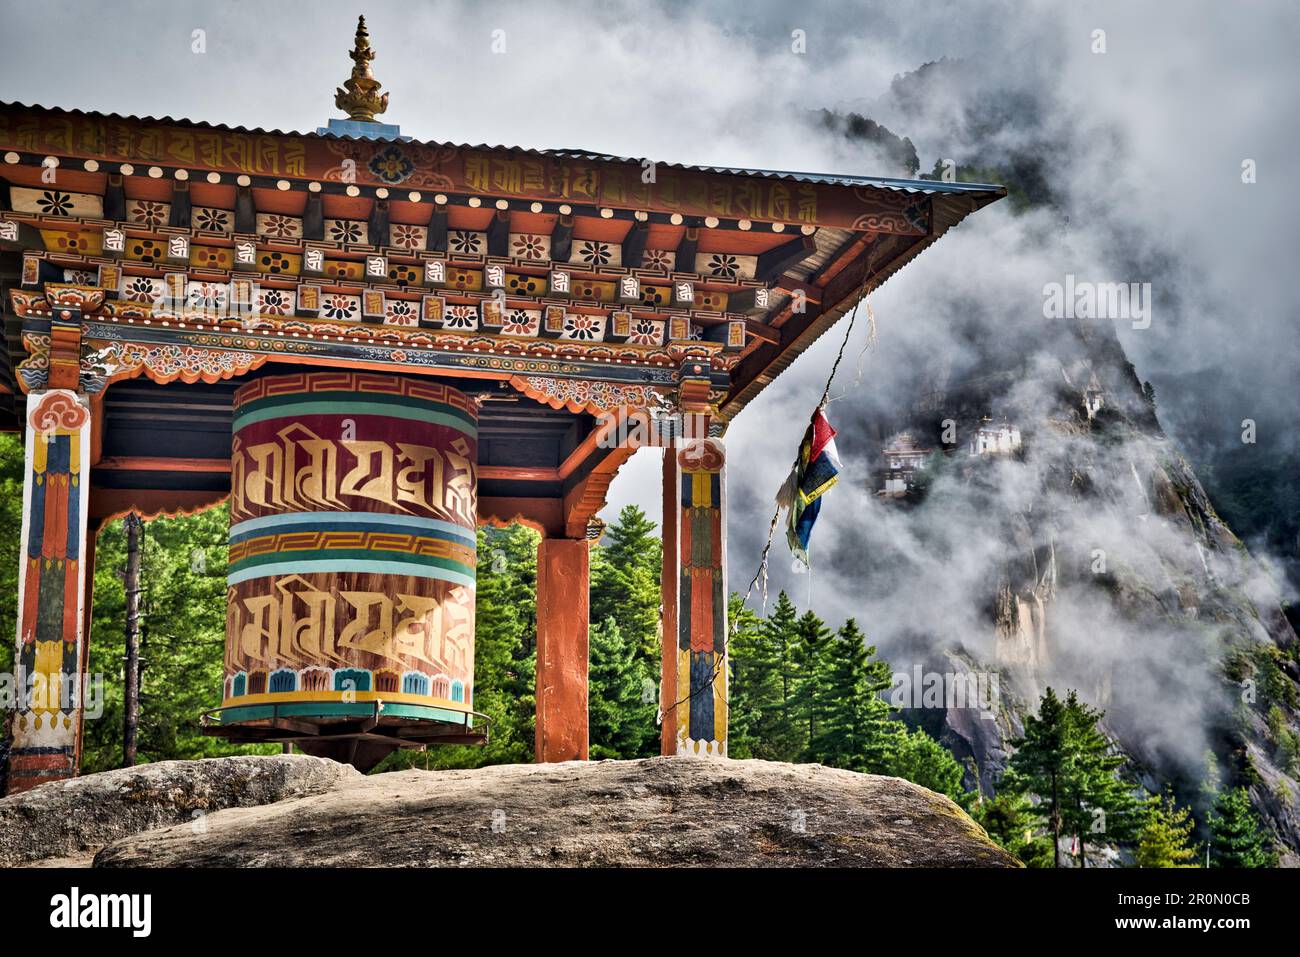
0 84 1004 426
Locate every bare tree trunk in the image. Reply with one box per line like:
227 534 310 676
122 513 143 767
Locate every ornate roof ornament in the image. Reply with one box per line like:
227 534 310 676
334 15 389 123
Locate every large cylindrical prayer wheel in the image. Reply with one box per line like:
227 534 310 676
216 371 478 766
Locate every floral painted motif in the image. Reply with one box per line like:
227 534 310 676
327 220 365 244
643 248 675 271
123 277 161 303
128 200 169 228
511 234 547 260
444 305 478 330
390 224 427 250
257 289 293 316
36 191 73 216
705 253 739 280
562 313 604 341
385 299 418 326
628 319 664 346
449 230 485 255
322 295 359 321
187 282 228 312
368 145 415 185
194 207 232 232
502 309 540 336
258 214 302 239
574 240 613 267
62 270 96 285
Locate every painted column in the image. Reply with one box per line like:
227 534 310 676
220 372 478 742
661 437 728 756
535 537 589 762
5 390 93 794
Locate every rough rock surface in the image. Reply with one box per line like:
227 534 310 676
1 754 360 866
92 756 1017 867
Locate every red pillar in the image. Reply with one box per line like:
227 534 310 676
535 537 589 762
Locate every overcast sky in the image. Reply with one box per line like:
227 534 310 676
2 1 1296 613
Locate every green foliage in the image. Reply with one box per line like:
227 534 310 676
588 505 661 756
1266 705 1300 775
807 618 898 772
0 432 23 677
82 507 276 771
972 791 1054 866
588 616 656 759
724 594 768 759
1208 787 1278 868
1058 691 1144 856
1003 687 1144 866
1003 687 1071 864
1135 793 1201 868
888 727 972 810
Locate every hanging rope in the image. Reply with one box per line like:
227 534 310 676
738 243 880 617
657 246 882 731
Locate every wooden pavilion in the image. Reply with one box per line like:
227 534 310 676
0 18 1003 791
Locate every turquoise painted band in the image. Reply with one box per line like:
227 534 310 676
229 510 477 547
226 557 476 588
234 397 477 435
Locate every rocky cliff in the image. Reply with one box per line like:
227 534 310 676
865 311 1300 863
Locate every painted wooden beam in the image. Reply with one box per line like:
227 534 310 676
103 174 126 222
755 233 817 281
95 456 232 473
303 192 324 240
234 185 256 234
428 204 448 252
168 180 191 228
674 226 699 271
486 209 509 257
550 214 574 263
368 199 390 249
621 219 649 269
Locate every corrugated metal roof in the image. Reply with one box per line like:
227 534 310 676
1 100 1004 196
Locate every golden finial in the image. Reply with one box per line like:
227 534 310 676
334 15 389 123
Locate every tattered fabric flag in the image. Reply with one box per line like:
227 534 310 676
777 406 842 566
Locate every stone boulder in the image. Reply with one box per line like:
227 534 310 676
0 754 360 866
91 756 1017 867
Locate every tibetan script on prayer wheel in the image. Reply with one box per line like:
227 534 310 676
220 371 477 724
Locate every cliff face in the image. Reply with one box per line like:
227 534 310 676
887 314 1300 862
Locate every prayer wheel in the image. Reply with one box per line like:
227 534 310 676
213 371 479 768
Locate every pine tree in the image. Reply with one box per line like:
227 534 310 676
1135 793 1200 868
589 506 662 756
764 592 804 761
730 593 798 761
809 619 896 773
1003 687 1071 866
588 617 653 758
725 595 770 759
1208 787 1278 868
590 505 661 661
793 609 832 759
1058 691 1143 867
